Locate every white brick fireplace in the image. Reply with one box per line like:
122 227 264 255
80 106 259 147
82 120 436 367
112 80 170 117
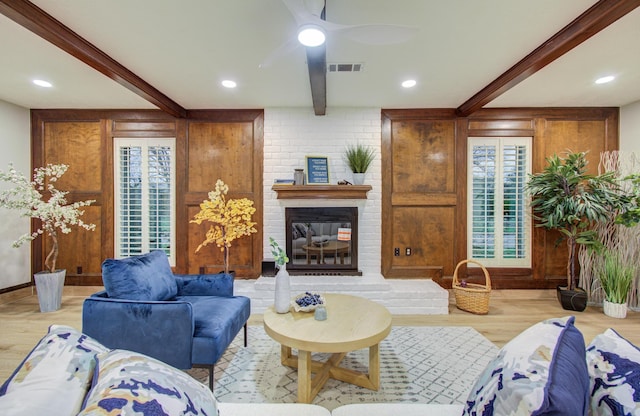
262 107 382 275
234 107 449 314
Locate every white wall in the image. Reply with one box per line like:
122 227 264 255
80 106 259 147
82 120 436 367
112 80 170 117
0 100 31 290
621 100 640 154
263 107 382 276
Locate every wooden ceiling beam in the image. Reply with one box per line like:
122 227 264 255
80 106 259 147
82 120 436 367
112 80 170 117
456 0 640 117
305 0 327 116
306 44 327 116
0 0 187 118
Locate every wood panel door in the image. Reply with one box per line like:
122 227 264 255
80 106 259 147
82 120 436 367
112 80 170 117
533 115 619 282
36 119 105 284
382 110 459 278
184 114 264 278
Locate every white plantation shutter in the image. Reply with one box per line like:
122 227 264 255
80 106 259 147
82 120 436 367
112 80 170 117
117 145 144 257
115 138 176 266
468 137 531 267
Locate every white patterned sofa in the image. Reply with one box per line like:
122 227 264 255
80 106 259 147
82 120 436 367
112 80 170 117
1 318 639 415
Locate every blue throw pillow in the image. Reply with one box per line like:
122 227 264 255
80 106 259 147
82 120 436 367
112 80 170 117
586 328 640 415
463 316 589 415
102 250 178 301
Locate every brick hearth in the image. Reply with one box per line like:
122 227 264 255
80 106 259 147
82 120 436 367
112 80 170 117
234 274 449 315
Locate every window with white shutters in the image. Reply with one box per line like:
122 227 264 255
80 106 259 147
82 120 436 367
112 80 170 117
114 138 176 266
467 137 531 267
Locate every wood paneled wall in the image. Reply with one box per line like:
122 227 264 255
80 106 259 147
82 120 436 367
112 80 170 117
31 109 263 285
382 107 619 289
29 106 618 289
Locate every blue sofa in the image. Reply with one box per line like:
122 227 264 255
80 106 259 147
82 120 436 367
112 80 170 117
81 250 250 390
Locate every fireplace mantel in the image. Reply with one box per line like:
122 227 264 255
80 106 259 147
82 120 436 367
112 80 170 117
272 185 372 199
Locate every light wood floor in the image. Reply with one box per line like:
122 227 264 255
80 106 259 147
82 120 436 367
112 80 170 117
1 288 638 382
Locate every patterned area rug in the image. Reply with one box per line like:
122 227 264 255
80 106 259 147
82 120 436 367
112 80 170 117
188 326 498 411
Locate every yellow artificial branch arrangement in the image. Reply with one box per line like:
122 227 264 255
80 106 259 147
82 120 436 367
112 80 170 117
191 179 257 274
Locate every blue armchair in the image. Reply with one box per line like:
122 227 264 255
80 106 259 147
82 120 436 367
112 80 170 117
82 250 250 390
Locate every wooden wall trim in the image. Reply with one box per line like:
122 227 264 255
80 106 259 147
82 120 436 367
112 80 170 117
382 109 458 120
469 107 619 120
101 119 114 262
453 118 467 281
380 112 393 276
186 109 264 122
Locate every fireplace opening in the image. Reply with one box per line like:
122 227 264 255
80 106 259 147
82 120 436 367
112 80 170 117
285 207 360 275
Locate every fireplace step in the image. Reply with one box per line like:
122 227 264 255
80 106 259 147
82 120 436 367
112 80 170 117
236 275 449 315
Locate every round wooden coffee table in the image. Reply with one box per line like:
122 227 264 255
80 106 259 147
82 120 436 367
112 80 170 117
263 293 392 403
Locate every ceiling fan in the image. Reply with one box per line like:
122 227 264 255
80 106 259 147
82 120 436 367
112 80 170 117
260 0 417 68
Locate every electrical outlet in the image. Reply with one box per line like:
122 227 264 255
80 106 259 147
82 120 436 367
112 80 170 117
394 247 400 256
405 248 411 256
76 266 82 274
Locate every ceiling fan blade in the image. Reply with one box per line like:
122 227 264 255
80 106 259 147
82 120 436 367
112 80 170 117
335 24 418 45
259 38 301 68
277 0 415 54
281 0 323 25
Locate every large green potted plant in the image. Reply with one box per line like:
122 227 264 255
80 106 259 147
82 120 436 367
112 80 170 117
597 249 635 318
0 163 95 312
525 151 624 311
615 173 640 227
343 144 375 185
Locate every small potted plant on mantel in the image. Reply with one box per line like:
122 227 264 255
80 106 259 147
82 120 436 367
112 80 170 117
191 179 257 275
0 163 95 312
525 151 625 311
344 144 375 185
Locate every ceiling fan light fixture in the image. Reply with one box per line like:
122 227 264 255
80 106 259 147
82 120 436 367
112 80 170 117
297 24 326 47
402 79 417 88
33 79 52 88
595 75 615 84
221 79 237 88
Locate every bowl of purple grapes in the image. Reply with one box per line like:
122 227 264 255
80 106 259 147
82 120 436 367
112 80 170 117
292 292 325 312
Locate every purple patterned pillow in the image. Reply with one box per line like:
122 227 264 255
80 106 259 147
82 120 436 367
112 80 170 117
79 349 217 415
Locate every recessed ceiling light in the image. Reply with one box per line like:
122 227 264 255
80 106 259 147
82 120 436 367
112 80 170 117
298 24 326 47
221 80 237 88
33 79 52 88
402 79 417 88
595 75 615 84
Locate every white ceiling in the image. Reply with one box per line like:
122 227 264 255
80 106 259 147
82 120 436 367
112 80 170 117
0 0 639 112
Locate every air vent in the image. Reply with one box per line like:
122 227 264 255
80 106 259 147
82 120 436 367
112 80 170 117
327 63 363 73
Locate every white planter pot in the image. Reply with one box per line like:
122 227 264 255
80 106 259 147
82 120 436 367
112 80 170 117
603 299 627 319
274 264 291 313
352 172 365 185
34 269 66 313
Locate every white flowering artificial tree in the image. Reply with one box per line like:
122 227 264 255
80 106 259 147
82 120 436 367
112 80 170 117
0 163 95 273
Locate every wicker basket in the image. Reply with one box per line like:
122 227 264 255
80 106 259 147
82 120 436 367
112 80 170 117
452 260 491 315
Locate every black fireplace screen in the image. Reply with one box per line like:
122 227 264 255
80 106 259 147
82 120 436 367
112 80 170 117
285 207 360 275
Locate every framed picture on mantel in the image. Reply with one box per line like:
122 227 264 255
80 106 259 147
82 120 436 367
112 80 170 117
305 156 330 184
